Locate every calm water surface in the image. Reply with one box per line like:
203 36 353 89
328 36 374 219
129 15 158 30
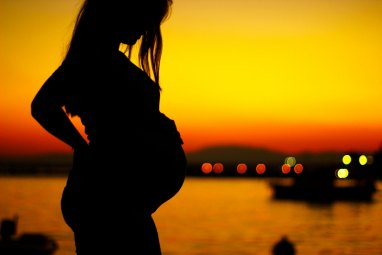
0 177 381 255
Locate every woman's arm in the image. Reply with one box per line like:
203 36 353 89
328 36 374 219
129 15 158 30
31 67 88 150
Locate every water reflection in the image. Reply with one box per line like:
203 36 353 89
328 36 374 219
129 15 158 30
0 177 381 255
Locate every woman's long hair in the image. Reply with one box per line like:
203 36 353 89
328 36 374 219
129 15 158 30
64 0 172 91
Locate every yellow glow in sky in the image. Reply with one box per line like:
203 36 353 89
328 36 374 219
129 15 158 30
1 0 382 156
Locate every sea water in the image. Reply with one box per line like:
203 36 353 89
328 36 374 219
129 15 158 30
0 176 381 255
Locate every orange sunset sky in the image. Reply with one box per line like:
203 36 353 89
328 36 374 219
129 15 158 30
1 0 382 156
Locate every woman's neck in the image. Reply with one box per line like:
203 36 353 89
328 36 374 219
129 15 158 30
90 40 121 55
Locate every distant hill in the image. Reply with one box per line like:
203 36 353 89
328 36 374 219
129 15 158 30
186 146 345 166
186 146 286 165
0 153 73 166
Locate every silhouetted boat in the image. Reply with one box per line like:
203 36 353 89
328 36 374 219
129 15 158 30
270 178 377 201
0 215 58 255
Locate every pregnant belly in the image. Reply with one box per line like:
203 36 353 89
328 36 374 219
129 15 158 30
139 143 187 214
64 141 187 215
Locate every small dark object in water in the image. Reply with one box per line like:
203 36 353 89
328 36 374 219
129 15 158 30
272 235 295 255
0 215 58 255
0 215 17 241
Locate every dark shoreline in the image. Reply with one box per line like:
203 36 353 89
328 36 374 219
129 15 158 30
1 163 381 179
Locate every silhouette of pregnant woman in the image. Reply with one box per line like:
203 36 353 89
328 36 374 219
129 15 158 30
31 0 186 254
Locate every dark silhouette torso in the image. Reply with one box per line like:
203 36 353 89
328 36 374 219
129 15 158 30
60 50 187 228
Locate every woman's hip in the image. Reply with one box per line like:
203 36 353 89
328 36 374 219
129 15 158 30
73 214 161 254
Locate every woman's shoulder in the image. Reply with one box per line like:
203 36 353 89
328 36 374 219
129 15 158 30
59 52 119 89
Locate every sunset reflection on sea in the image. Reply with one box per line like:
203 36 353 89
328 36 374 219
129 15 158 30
0 177 381 255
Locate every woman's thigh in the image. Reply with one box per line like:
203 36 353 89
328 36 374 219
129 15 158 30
73 213 161 255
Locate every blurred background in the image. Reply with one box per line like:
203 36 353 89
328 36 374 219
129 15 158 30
1 0 382 254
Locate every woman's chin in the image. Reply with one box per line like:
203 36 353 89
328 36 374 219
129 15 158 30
123 40 137 46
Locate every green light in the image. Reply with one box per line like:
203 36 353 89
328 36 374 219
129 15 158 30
359 155 367 165
342 155 351 165
285 157 296 167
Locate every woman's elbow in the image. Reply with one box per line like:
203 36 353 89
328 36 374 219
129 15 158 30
31 100 45 118
31 103 39 119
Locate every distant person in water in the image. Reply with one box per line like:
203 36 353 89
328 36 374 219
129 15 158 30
272 235 296 255
31 0 187 254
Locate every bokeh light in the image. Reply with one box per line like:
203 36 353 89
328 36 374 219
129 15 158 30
285 157 296 167
367 156 374 165
201 163 212 174
256 164 266 174
281 164 291 174
359 155 367 166
294 164 303 174
336 168 349 178
338 169 345 178
237 164 247 174
213 163 224 174
342 155 351 165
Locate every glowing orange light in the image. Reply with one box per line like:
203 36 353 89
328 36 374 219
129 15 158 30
237 164 247 174
201 163 212 174
282 164 291 174
213 163 224 174
294 164 303 174
256 164 266 174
